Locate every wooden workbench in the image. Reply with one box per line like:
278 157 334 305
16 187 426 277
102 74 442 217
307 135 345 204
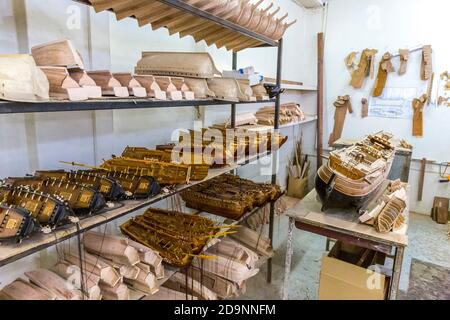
282 189 408 300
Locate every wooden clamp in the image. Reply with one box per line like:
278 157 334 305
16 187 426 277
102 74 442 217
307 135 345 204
412 94 428 137
328 95 352 146
398 49 409 76
373 52 395 97
421 45 433 81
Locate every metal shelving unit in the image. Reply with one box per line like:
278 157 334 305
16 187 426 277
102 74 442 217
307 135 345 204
0 0 287 293
0 99 275 115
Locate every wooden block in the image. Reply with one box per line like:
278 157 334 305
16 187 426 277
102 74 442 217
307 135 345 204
87 71 129 97
99 282 129 300
207 237 258 268
40 66 88 101
124 264 159 295
128 239 164 279
133 75 167 100
69 70 102 98
187 266 239 299
154 76 183 100
191 253 259 284
83 231 140 266
0 278 56 300
25 269 83 300
164 271 217 300
230 225 274 258
143 286 198 300
64 250 121 288
113 72 147 97
51 261 101 300
31 39 85 69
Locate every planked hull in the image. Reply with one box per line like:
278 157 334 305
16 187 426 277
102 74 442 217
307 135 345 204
315 132 396 212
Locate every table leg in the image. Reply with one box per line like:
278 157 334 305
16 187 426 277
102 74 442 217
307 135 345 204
388 246 405 300
282 217 295 300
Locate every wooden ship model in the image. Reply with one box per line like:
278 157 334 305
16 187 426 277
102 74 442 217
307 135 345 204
315 131 396 211
120 208 221 268
180 174 282 220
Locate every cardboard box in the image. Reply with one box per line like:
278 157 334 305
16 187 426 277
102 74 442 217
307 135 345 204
318 242 388 300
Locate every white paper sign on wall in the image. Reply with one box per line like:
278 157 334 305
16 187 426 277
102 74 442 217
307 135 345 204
368 87 418 119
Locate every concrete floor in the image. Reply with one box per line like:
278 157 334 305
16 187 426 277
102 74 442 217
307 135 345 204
241 212 450 300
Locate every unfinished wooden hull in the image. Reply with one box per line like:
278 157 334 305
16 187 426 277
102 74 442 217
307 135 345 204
315 132 396 212
0 204 36 243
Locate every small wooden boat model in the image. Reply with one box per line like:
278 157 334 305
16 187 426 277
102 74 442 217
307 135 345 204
121 146 209 181
0 186 73 226
4 177 106 215
87 71 129 97
315 131 397 211
135 52 221 78
120 208 220 267
100 157 191 185
181 174 282 220
0 54 49 102
31 39 85 69
88 171 161 199
39 66 88 101
34 170 125 200
0 204 36 243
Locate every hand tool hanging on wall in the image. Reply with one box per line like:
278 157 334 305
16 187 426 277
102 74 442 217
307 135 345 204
421 45 433 81
398 49 409 76
349 49 378 89
412 94 428 137
373 52 395 97
344 51 358 74
426 72 435 105
328 95 352 146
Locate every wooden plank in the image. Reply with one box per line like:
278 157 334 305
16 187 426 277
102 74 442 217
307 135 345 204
317 32 324 169
417 158 426 201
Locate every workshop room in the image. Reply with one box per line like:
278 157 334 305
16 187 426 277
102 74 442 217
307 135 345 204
0 0 448 303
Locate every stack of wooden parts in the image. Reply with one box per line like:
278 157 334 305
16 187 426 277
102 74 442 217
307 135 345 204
29 39 172 101
359 180 409 234
162 237 263 300
0 231 165 301
86 0 297 51
255 102 305 125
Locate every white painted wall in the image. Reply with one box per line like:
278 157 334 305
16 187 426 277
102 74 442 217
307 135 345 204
323 0 450 214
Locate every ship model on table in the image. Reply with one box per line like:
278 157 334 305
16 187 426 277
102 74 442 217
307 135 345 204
315 131 397 212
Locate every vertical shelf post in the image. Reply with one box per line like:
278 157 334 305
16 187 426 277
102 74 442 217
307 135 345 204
316 32 324 170
267 38 283 283
230 52 238 129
